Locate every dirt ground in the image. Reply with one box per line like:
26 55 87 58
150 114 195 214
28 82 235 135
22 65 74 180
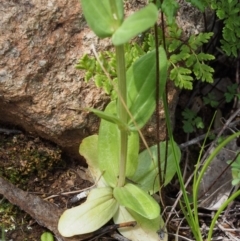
0 132 93 240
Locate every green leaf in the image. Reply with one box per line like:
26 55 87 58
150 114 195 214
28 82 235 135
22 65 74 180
58 187 118 237
194 116 204 129
79 135 107 187
131 141 181 193
81 0 124 38
41 232 54 241
127 47 168 130
113 183 160 219
183 120 194 133
112 3 158 45
87 107 129 131
170 67 193 89
98 102 139 187
113 206 168 241
186 0 207 12
161 0 179 24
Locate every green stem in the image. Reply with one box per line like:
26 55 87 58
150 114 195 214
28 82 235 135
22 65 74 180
115 45 128 187
207 189 240 240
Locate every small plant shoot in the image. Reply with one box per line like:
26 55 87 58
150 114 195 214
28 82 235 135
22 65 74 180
58 0 179 240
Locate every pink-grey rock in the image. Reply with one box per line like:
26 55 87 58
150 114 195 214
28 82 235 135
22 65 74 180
0 0 210 160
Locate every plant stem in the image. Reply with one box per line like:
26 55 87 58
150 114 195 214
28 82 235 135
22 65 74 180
115 45 128 187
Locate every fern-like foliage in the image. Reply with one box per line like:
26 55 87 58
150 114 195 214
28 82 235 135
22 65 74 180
166 24 215 89
211 0 240 57
76 42 145 99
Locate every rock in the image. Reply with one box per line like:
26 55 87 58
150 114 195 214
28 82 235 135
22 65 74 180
0 0 108 161
0 0 210 161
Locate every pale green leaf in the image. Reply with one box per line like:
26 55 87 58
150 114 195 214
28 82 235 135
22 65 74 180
41 232 54 241
131 141 181 193
112 3 158 45
87 107 129 131
81 0 123 38
79 135 106 187
113 183 160 219
58 187 118 237
113 206 168 241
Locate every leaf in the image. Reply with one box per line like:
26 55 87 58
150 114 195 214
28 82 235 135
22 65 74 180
131 140 181 193
113 183 160 219
98 102 139 187
79 135 107 187
183 120 194 133
170 67 193 89
193 62 214 82
161 0 179 24
112 3 158 45
58 187 118 237
81 0 123 38
87 107 129 131
127 47 168 130
41 232 54 241
186 0 207 12
113 206 168 241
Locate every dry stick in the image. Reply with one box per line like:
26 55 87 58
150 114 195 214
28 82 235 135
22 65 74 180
87 221 136 241
0 177 76 241
164 109 240 227
43 171 105 201
233 55 240 109
179 119 240 149
200 108 240 163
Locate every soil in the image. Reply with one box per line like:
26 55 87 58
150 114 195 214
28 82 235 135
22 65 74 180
0 132 92 240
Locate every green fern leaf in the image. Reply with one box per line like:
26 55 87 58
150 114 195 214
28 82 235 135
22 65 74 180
170 67 193 89
188 32 213 50
197 53 215 61
170 52 190 63
161 0 179 24
185 0 208 12
193 62 214 82
168 39 182 52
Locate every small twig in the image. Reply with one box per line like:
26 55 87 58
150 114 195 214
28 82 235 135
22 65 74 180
216 221 239 241
43 171 104 200
179 119 240 149
87 221 137 241
0 128 22 135
200 108 240 163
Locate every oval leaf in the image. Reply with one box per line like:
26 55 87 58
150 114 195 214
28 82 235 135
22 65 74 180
112 3 158 45
58 187 118 237
113 206 168 241
127 47 168 130
41 232 54 241
79 135 107 187
81 0 123 38
113 183 160 219
131 140 181 194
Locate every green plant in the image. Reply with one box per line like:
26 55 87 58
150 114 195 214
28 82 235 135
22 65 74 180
227 154 240 186
224 83 240 103
58 1 181 240
57 0 240 240
203 92 219 107
182 108 205 133
1 226 5 241
41 232 54 241
211 0 240 57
